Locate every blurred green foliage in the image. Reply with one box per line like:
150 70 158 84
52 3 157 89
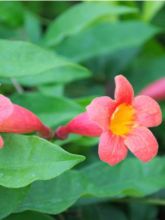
0 1 165 220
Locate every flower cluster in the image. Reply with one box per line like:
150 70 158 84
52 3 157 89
0 95 51 148
55 75 162 166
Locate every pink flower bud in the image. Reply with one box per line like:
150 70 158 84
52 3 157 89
140 78 165 101
0 95 52 148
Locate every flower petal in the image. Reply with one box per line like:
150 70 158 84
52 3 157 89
124 127 158 162
98 131 128 166
0 105 51 139
0 136 4 149
115 75 134 104
86 96 116 130
55 112 102 139
0 95 13 123
133 95 162 127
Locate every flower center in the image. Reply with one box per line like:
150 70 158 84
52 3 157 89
109 103 135 136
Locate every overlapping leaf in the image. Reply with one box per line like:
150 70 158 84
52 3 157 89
55 21 158 62
44 2 137 46
0 186 28 219
16 157 165 215
0 134 85 188
0 39 90 80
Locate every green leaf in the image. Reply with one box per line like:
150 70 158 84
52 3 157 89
0 2 24 28
0 186 28 220
38 84 64 97
0 134 85 188
16 157 165 215
142 1 165 22
10 92 83 127
16 171 85 214
55 21 158 62
44 2 136 46
0 39 90 79
3 211 54 220
14 65 91 86
24 10 42 43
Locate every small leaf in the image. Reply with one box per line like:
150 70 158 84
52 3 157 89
0 134 85 188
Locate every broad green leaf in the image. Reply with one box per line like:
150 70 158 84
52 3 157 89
0 186 28 220
44 2 136 46
0 134 85 188
3 211 54 220
0 39 90 78
81 157 165 197
10 92 83 127
16 171 86 214
55 21 158 62
16 157 165 215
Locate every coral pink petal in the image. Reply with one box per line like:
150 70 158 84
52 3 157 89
124 127 158 162
99 131 128 166
0 95 13 123
140 78 165 101
86 96 116 130
133 95 162 127
55 112 102 139
0 136 4 149
0 105 51 139
115 75 134 104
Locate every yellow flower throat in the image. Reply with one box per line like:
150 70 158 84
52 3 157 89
109 103 135 136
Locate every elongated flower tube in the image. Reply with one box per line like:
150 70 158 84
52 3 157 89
55 75 162 166
140 78 165 101
0 95 51 148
